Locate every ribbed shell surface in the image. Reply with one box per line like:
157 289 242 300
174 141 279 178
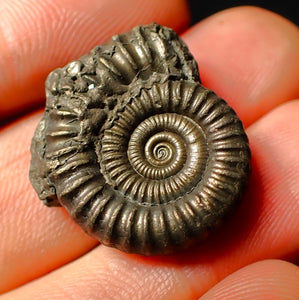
29 23 251 255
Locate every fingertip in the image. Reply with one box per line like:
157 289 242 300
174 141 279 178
200 259 299 300
183 6 299 126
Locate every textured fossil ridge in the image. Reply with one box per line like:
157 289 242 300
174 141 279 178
29 23 251 255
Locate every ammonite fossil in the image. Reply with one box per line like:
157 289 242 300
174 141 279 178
29 23 251 256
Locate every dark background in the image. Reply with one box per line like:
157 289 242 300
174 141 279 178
187 1 299 26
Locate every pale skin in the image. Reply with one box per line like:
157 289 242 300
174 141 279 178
0 1 299 299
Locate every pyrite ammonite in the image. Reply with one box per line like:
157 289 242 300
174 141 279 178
29 23 251 255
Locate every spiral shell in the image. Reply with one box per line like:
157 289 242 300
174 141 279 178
29 23 251 255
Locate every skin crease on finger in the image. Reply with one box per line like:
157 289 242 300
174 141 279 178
0 4 299 299
0 0 189 120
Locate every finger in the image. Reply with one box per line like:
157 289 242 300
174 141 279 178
0 111 98 293
2 246 193 300
182 6 299 126
8 258 299 300
184 99 299 297
2 98 299 298
0 0 189 120
200 260 299 300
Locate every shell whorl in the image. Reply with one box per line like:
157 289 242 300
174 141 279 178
29 23 251 255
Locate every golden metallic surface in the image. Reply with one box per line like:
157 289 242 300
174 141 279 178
29 24 251 255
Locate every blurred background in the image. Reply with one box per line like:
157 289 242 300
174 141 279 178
187 1 299 25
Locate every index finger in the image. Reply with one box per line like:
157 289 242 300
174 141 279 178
0 0 189 121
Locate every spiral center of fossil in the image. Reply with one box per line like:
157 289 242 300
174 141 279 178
102 111 208 204
152 142 172 162
144 132 184 168
155 144 169 159
127 116 189 180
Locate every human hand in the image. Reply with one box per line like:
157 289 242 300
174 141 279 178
0 1 299 299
